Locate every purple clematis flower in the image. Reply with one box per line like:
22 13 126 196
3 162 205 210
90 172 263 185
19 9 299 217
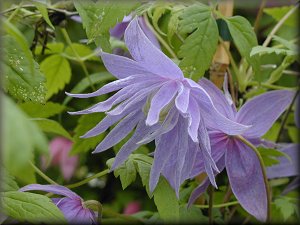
110 15 160 49
19 184 97 224
67 18 250 195
266 143 299 180
188 77 294 221
267 143 300 194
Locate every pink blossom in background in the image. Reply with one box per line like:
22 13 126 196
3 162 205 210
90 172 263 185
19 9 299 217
123 201 141 215
41 137 78 181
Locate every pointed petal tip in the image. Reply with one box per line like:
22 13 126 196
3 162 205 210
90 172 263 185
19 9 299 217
67 111 80 115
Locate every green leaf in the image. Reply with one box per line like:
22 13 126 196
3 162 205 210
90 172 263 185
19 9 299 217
1 191 66 223
114 158 137 190
151 5 168 36
272 35 298 51
178 4 218 80
2 33 46 103
250 46 296 58
32 1 55 29
106 154 151 191
167 6 184 46
132 154 153 197
258 147 291 167
266 55 295 84
1 169 19 192
288 126 299 143
3 96 48 178
64 43 100 61
63 72 114 106
153 176 180 221
35 42 65 55
274 197 296 221
179 205 208 223
107 153 179 221
32 118 72 140
225 16 259 74
71 113 106 154
40 54 71 99
74 0 139 52
262 122 280 141
19 102 66 118
264 6 298 27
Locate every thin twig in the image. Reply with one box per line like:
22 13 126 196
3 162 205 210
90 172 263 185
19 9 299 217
227 68 237 105
195 200 239 209
208 185 214 225
254 0 267 33
262 3 299 47
220 185 233 214
29 161 58 185
60 28 96 91
276 89 300 143
66 169 109 189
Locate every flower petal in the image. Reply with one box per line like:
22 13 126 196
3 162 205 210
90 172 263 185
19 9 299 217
125 18 183 79
226 139 267 222
266 144 299 179
149 119 180 193
69 78 159 115
138 17 160 49
56 197 95 224
188 156 226 207
111 119 159 170
179 137 198 183
223 74 234 107
198 78 236 119
100 52 154 79
107 83 161 116
19 184 79 200
188 79 250 135
60 149 78 181
65 75 143 98
161 115 189 196
282 177 300 195
137 106 179 145
189 134 227 179
187 97 201 142
93 110 143 153
146 81 179 126
81 100 145 138
187 178 210 207
175 85 190 114
236 90 294 138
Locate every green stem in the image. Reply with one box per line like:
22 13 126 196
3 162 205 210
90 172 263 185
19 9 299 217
29 161 58 185
235 135 271 223
219 38 241 87
208 185 214 225
1 4 78 16
249 81 296 90
143 14 178 60
60 28 96 91
7 1 23 22
262 3 299 47
253 0 267 33
195 200 239 209
66 169 109 189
